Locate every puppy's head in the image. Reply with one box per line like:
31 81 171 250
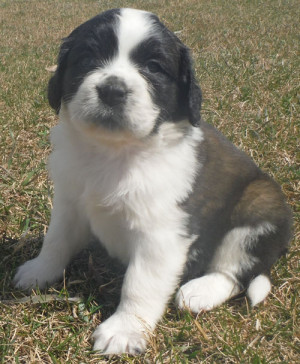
48 8 202 139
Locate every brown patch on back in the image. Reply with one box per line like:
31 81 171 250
232 176 292 228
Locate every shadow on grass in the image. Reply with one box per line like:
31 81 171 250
1 235 126 321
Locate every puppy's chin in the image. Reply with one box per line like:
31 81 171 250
71 113 157 145
80 123 147 148
60 104 151 148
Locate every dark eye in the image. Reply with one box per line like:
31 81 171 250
79 57 95 68
145 60 164 74
69 52 96 69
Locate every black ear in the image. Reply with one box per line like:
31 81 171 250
179 47 202 126
47 39 71 114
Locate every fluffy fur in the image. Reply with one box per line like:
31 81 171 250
14 8 292 355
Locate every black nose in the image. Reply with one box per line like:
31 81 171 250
96 76 128 107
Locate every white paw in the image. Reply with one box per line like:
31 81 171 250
93 312 147 355
14 257 63 290
176 273 239 313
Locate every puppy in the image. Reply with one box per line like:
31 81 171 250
14 8 292 355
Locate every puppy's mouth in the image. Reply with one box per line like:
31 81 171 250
89 105 127 131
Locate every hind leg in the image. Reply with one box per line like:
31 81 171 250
176 272 271 312
176 272 240 312
176 223 274 312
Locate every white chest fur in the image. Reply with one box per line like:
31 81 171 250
49 118 203 263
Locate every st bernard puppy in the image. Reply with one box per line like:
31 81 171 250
14 8 292 355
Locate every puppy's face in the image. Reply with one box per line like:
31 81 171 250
48 8 202 140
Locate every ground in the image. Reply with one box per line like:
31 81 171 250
0 0 299 363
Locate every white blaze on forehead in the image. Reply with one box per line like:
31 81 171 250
67 8 161 140
118 8 154 57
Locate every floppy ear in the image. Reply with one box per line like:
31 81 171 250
48 39 71 114
179 47 202 126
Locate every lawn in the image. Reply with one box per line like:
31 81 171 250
0 0 299 363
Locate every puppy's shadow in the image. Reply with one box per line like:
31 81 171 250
66 239 126 312
4 235 125 317
60 240 126 322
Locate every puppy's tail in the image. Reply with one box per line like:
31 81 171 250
246 274 271 306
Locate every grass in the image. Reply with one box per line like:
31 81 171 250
0 0 299 362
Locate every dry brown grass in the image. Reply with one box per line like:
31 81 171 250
1 0 299 363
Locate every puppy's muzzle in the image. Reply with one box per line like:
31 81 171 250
96 76 129 107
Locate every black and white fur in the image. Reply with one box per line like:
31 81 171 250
14 8 292 355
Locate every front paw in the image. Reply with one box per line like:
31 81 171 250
14 257 62 290
93 312 148 355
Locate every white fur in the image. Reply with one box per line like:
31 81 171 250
117 9 155 57
247 274 271 306
176 272 239 312
209 222 276 279
92 311 148 355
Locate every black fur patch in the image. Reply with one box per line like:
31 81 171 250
48 9 120 113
